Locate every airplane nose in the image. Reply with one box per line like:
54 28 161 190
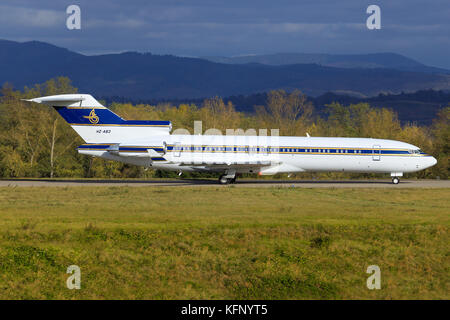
426 156 437 168
431 157 437 166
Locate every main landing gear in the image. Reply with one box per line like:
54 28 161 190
219 170 237 184
219 175 236 184
392 177 400 184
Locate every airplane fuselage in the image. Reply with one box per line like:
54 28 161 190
78 134 437 177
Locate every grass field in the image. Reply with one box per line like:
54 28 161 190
0 186 448 299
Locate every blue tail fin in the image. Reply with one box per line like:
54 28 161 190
54 105 123 125
25 94 171 143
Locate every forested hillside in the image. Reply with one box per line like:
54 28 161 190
0 77 448 179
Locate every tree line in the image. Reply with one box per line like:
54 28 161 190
0 77 448 179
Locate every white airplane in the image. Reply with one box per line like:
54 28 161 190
26 94 437 184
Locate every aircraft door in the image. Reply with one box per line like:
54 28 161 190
372 145 381 161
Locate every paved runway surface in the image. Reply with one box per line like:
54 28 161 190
0 179 448 188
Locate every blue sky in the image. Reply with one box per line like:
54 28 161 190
1 0 449 68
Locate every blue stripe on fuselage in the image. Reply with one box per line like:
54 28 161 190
77 144 429 156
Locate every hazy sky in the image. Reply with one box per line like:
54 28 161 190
1 0 449 68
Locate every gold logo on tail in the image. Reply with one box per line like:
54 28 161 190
83 109 99 124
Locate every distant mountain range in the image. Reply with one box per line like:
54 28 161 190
1 39 449 100
203 53 450 74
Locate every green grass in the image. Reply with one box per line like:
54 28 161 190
0 186 448 299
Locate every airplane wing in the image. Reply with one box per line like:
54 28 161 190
174 160 279 171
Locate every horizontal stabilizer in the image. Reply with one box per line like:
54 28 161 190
23 94 105 108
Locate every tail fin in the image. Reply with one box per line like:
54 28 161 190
25 94 171 143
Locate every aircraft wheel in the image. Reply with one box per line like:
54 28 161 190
392 177 400 184
230 177 236 184
219 175 229 185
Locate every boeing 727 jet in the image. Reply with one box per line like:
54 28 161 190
26 94 437 184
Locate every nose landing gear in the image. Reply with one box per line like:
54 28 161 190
391 172 402 185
